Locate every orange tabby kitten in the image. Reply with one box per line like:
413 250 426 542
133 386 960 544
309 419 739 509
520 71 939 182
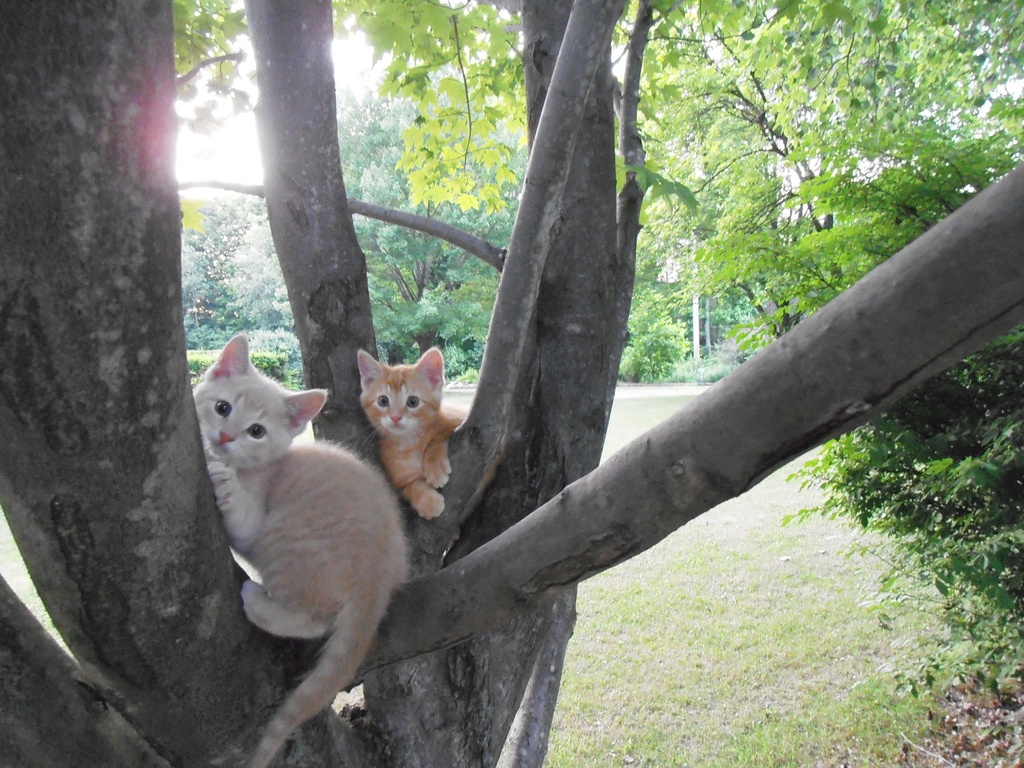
194 334 408 768
357 347 468 519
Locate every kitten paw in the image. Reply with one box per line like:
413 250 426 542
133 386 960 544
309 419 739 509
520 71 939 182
206 460 236 508
424 456 452 489
414 491 445 520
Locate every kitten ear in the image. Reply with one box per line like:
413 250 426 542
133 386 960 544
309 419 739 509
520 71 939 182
210 334 251 379
414 347 445 390
285 390 327 431
357 350 383 390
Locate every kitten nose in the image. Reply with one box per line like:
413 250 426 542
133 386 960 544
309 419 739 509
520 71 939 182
218 431 234 445
390 414 402 424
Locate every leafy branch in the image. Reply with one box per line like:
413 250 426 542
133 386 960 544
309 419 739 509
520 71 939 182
176 52 244 87
450 15 474 171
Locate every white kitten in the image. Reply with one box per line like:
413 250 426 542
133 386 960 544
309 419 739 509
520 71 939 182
194 334 408 768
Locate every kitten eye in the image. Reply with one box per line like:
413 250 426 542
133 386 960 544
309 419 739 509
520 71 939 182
406 396 421 408
215 400 232 417
377 395 390 408
247 424 266 439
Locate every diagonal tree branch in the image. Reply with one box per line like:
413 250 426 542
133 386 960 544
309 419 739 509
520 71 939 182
245 0 378 452
0 576 171 768
178 179 266 196
366 161 1024 670
439 0 630 538
177 180 506 269
348 198 505 270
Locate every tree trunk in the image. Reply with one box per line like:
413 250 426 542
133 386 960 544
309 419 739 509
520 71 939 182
0 577 170 767
359 1 628 765
244 0 379 455
0 3 289 765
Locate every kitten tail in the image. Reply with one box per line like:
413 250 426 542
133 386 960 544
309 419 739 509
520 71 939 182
246 592 385 768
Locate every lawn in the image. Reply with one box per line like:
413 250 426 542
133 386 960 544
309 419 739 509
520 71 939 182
547 387 940 767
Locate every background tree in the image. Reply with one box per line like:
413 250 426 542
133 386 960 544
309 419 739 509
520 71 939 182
335 91 515 372
633 0 1024 348
3 3 1024 768
182 196 269 348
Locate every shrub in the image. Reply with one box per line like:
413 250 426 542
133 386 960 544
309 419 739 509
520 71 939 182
799 326 1024 691
619 299 690 383
187 352 216 385
672 340 746 384
188 348 291 387
438 340 483 383
246 329 303 388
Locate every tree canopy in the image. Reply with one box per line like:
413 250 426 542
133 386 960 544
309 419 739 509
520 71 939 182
631 0 1024 346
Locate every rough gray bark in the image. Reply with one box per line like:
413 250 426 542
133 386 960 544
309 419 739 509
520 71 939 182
496 590 578 768
244 0 378 454
0 577 170 768
0 3 285 765
441 0 631 529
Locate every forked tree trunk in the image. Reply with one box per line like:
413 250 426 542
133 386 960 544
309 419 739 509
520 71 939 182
357 0 628 763
0 3 287 765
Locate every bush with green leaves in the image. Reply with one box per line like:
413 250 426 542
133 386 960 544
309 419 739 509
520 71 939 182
619 294 690 383
187 349 291 387
245 329 303 389
671 340 746 384
801 326 1024 691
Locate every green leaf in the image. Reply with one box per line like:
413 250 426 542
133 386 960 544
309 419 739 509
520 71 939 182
923 458 954 476
821 2 855 28
770 0 801 25
180 197 206 232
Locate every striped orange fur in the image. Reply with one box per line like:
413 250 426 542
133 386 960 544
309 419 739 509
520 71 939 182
357 347 468 519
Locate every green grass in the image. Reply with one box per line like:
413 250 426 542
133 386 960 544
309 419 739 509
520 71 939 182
547 389 941 767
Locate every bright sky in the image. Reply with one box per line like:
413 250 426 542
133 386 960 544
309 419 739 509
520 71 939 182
175 34 377 189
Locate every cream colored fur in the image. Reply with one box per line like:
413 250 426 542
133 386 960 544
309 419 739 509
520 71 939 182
194 334 407 768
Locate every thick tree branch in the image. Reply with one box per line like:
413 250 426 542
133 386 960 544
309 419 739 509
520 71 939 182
361 4 627 763
245 0 377 453
0 577 170 768
177 181 505 269
441 0 630 532
368 162 1024 670
496 589 577 768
